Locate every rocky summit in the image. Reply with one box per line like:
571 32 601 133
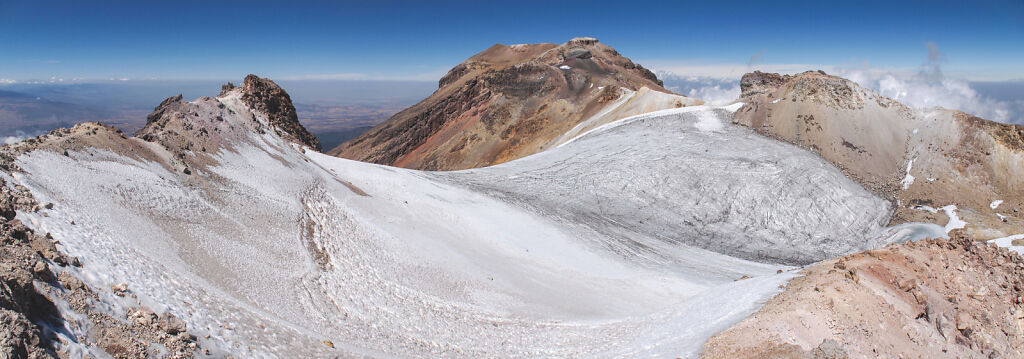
329 37 701 170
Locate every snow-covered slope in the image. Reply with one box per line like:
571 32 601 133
7 91 936 357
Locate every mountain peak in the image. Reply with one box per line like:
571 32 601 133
235 74 321 151
332 39 692 170
133 75 320 154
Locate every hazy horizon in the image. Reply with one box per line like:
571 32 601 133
2 1 1022 82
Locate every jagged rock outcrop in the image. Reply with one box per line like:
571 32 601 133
703 231 1024 358
238 75 321 151
136 74 321 156
739 71 794 98
733 70 1024 239
330 37 700 170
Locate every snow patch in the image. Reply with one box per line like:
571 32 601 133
991 200 1003 210
721 102 744 113
941 205 967 233
559 65 571 70
900 159 915 190
988 234 1024 255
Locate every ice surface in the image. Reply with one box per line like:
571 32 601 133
12 104 913 358
456 106 894 265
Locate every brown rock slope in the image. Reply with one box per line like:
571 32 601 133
702 231 1024 358
329 37 701 170
734 71 1024 239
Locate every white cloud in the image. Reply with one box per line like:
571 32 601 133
0 78 15 85
659 72 741 105
835 43 1017 123
838 69 1013 122
2 130 31 145
687 83 741 105
2 135 24 145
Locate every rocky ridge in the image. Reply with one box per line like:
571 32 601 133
0 74 319 358
230 75 321 151
330 37 700 170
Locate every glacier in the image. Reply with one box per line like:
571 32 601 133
8 100 934 357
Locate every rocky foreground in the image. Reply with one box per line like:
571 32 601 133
704 231 1024 358
2 150 195 358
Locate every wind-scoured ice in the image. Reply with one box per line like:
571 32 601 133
12 103 920 358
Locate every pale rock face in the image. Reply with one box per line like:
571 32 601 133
733 70 1024 240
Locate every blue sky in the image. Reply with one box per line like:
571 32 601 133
1 0 1023 82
